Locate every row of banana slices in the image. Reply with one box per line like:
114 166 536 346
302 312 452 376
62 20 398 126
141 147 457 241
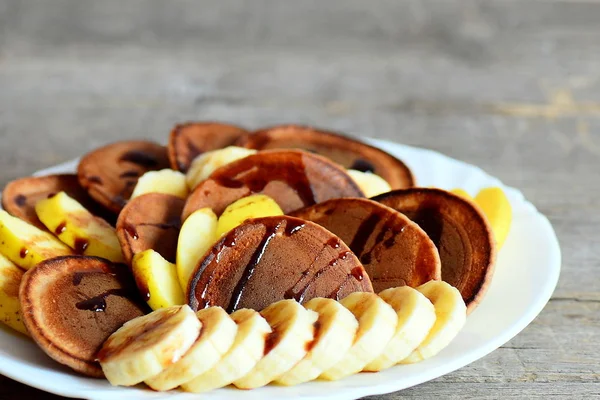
99 280 466 393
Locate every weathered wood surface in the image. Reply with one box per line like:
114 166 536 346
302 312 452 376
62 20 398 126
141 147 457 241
0 0 598 398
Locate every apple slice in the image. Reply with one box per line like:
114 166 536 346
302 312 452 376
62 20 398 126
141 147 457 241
132 249 185 310
0 253 29 335
35 192 124 263
0 210 73 270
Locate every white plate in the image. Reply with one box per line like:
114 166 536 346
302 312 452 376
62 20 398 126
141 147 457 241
0 139 561 400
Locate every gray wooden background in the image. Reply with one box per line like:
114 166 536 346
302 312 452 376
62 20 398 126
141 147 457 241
0 0 598 399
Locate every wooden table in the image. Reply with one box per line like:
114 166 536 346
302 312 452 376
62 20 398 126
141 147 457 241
0 0 598 398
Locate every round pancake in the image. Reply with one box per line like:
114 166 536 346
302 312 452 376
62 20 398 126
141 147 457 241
168 122 249 172
187 215 373 313
291 198 441 292
19 256 147 377
237 125 414 189
373 188 496 313
116 193 184 265
181 149 364 220
1 174 116 229
77 141 170 213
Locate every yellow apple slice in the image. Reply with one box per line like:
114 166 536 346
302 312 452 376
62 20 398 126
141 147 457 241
130 169 189 200
0 253 29 336
35 191 123 263
216 194 283 237
474 187 512 249
0 210 73 270
176 208 218 291
132 249 185 310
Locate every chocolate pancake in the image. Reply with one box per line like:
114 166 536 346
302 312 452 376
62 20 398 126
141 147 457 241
181 149 364 220
1 174 116 229
291 198 441 292
168 122 249 172
77 141 170 213
187 215 373 313
373 188 496 313
237 125 414 189
19 256 147 377
116 193 184 265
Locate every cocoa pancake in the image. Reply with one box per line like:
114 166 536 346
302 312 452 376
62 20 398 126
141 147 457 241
1 174 116 229
291 198 441 293
187 215 373 313
237 125 415 189
373 188 496 313
19 256 147 377
77 141 170 213
168 122 249 172
116 193 184 265
181 149 364 220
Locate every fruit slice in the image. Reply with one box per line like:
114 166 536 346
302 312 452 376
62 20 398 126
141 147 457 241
20 256 147 377
401 280 466 364
98 305 201 386
0 253 28 336
374 188 496 313
216 194 284 237
132 250 185 310
320 292 397 380
35 192 124 263
276 297 358 386
291 198 441 293
450 188 472 200
130 169 189 199
187 216 373 313
347 169 392 197
176 208 218 290
181 308 271 393
233 300 317 389
1 174 115 229
78 140 170 213
145 306 238 391
237 124 415 189
168 122 249 172
363 286 435 371
186 146 257 189
474 187 512 250
116 193 184 265
181 149 365 220
0 210 73 270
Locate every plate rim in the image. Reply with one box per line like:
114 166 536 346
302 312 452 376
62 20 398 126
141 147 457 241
0 139 561 400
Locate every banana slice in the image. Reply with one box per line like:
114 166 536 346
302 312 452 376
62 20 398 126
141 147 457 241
347 169 391 197
363 287 435 371
276 297 358 386
401 281 466 364
233 300 317 389
320 292 397 381
181 308 271 393
145 307 237 391
474 187 512 250
98 305 201 386
186 146 257 189
176 207 218 290
35 191 123 263
130 169 189 200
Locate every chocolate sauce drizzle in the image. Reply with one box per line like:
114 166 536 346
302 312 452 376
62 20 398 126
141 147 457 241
120 150 159 168
214 152 318 207
55 221 67 235
14 195 27 207
75 288 131 312
350 158 376 173
74 238 89 254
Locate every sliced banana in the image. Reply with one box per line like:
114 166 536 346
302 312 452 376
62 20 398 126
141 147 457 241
176 207 218 290
131 169 189 199
363 287 435 371
233 300 318 389
320 292 397 381
347 170 391 197
186 146 257 189
181 308 271 393
98 305 201 386
276 297 358 386
401 281 466 364
145 307 237 391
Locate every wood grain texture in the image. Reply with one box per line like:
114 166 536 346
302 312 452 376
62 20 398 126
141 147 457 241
0 0 599 398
